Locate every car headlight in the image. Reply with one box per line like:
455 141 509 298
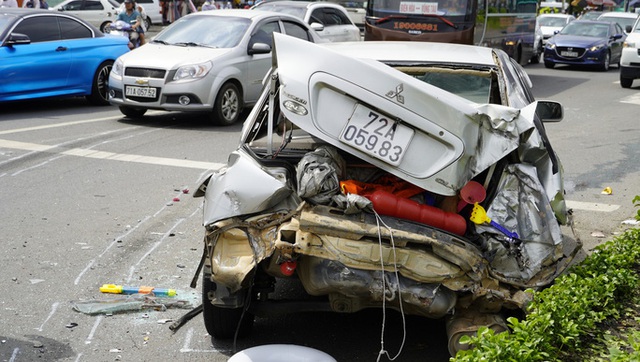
546 43 556 50
623 41 636 48
112 58 124 77
589 44 605 52
173 61 213 81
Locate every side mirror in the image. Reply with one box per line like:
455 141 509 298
5 33 31 46
536 100 563 123
248 42 271 55
626 25 632 33
310 22 324 32
612 34 623 40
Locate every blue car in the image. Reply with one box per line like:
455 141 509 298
543 19 626 71
0 8 130 105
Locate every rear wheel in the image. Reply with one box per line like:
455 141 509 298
202 266 254 339
119 106 147 118
620 77 633 88
100 21 112 33
211 82 243 126
86 61 113 106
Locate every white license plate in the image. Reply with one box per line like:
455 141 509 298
339 104 414 166
560 51 578 57
125 86 156 98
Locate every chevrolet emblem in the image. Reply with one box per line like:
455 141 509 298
135 79 149 85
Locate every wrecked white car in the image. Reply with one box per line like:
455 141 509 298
193 34 583 356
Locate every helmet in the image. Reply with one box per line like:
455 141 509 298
124 0 134 3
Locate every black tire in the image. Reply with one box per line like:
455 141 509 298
211 82 243 126
202 268 254 339
620 77 633 88
544 61 555 69
144 17 151 31
86 61 113 106
600 52 610 72
530 52 540 64
100 21 112 33
119 106 147 118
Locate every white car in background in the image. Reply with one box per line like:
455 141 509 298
52 0 120 32
620 15 640 87
598 11 639 34
252 0 361 42
536 13 575 46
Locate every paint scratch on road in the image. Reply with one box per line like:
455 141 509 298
36 302 59 332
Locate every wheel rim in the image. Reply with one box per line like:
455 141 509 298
221 88 238 121
97 64 111 102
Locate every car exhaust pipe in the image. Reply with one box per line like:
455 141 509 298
445 310 508 356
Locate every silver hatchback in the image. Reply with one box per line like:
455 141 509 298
107 9 324 125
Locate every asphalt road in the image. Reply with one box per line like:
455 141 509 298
0 50 639 362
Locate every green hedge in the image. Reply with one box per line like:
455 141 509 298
451 223 640 362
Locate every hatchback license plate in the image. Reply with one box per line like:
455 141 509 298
560 51 578 57
339 104 414 166
125 86 156 98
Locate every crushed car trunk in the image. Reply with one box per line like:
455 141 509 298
194 34 583 357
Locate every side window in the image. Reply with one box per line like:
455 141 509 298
13 17 60 43
322 9 348 26
333 9 351 25
249 21 280 48
84 0 105 10
59 17 93 39
63 0 84 10
282 21 311 41
309 9 325 25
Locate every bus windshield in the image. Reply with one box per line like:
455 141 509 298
365 0 477 42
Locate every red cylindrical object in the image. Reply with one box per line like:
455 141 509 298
280 260 297 276
366 190 467 236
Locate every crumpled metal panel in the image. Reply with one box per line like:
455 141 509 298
270 33 538 196
476 163 564 284
202 148 297 227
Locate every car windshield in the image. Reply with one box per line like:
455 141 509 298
538 16 569 27
253 3 307 18
600 16 638 30
0 16 12 33
155 15 251 48
560 22 609 37
395 66 492 104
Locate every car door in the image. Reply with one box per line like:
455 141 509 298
57 16 100 91
309 6 357 42
0 15 73 100
244 20 281 104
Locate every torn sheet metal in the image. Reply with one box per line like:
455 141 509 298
476 163 563 283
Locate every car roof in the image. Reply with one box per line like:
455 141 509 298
318 41 496 67
538 13 574 18
254 0 344 9
598 11 639 19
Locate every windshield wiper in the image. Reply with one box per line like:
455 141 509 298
173 42 206 47
374 14 457 29
152 39 169 45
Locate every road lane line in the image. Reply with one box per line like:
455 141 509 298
0 138 224 170
0 116 122 136
566 200 620 212
85 315 103 345
36 302 59 332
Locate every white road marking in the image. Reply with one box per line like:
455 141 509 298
620 92 640 106
85 315 103 345
0 116 123 136
0 138 224 170
36 302 59 332
566 200 620 212
180 327 228 353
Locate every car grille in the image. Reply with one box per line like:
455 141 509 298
555 47 586 59
125 67 166 79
